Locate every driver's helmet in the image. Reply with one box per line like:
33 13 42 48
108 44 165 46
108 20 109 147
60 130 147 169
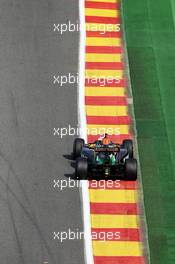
102 133 110 145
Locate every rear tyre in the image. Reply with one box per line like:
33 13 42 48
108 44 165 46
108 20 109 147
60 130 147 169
75 157 88 180
73 138 85 159
123 139 133 158
125 158 137 181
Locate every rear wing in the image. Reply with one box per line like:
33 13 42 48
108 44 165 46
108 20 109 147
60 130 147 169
94 147 119 152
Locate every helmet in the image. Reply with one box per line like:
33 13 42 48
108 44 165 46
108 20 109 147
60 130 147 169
102 137 110 145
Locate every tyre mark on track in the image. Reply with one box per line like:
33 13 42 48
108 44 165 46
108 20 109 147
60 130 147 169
0 150 56 264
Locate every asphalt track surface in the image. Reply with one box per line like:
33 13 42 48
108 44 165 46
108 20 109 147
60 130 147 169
0 1 84 263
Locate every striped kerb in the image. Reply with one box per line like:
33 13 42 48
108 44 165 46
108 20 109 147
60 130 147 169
84 0 145 263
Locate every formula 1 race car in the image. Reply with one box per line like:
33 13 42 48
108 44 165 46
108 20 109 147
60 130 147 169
73 138 137 181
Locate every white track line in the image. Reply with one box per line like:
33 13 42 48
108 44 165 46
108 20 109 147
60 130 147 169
78 0 94 264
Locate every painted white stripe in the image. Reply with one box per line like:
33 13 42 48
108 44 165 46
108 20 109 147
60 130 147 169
78 0 94 264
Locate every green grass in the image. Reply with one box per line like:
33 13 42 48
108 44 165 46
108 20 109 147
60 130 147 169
123 0 175 263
